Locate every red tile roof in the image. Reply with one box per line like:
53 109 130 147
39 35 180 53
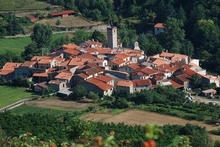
154 23 165 28
50 10 75 17
55 71 72 80
0 62 22 76
141 67 158 75
115 53 129 59
87 78 113 91
33 72 48 77
95 75 113 83
31 56 50 61
117 80 133 87
169 79 183 88
62 43 79 50
21 61 36 67
127 63 141 70
133 79 151 87
111 58 124 65
152 58 169 66
63 48 80 56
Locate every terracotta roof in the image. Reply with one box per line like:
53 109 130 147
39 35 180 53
152 58 169 66
59 59 70 67
169 79 183 88
84 40 103 47
154 23 165 28
31 56 50 61
63 48 80 56
111 58 124 65
25 15 37 22
68 58 85 67
55 71 72 80
115 53 129 59
33 72 48 77
62 43 79 50
141 67 158 75
87 78 113 91
160 52 174 58
183 68 202 77
157 64 177 72
133 79 151 87
77 73 88 79
127 63 141 70
50 10 75 17
95 75 113 83
2 62 22 70
0 70 14 75
117 80 133 87
21 61 36 67
38 58 52 64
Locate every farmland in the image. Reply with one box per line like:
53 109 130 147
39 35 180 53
0 0 51 11
0 86 36 108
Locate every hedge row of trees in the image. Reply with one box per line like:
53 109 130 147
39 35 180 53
0 112 213 147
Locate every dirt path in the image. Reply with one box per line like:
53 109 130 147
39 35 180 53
81 109 220 141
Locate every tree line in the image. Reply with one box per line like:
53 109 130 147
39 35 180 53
0 112 213 147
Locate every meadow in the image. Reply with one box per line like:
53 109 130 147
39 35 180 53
0 86 36 108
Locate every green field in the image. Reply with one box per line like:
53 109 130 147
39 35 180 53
0 37 31 54
0 33 74 55
0 86 36 108
0 0 51 10
9 105 69 115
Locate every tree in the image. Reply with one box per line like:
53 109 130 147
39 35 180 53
157 17 185 53
73 86 87 99
22 41 40 60
31 23 52 48
138 33 163 55
91 30 106 43
72 29 91 45
87 91 99 100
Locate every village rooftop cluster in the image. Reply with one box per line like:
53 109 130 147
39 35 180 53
0 26 219 97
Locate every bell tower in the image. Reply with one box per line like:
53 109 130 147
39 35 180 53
107 26 117 49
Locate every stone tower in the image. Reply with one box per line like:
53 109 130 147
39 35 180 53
107 26 117 49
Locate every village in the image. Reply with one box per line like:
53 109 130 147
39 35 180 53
0 25 219 99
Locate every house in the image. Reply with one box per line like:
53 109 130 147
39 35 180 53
0 62 22 80
133 79 152 92
95 75 114 86
202 89 217 98
55 70 73 86
160 52 189 64
50 10 75 17
82 40 103 48
132 67 159 80
14 61 36 79
119 63 142 74
48 80 67 92
116 80 134 94
154 23 165 35
79 77 113 96
34 82 48 93
25 14 37 22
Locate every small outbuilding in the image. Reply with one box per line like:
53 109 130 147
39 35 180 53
202 89 216 98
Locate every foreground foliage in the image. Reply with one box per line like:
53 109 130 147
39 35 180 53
0 112 212 147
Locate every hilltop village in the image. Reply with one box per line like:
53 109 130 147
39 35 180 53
0 26 219 97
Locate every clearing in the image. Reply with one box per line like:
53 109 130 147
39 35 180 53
81 109 220 141
0 0 51 11
38 15 103 28
0 86 36 108
25 97 91 110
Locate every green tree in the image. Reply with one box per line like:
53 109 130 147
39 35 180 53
72 29 91 45
22 41 40 60
87 91 99 100
91 30 106 43
73 85 87 99
31 23 52 48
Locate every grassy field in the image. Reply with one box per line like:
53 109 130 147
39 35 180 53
0 33 74 55
0 37 31 54
9 105 69 115
0 86 36 108
0 0 51 11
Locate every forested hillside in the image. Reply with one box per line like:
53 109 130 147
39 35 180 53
41 0 220 74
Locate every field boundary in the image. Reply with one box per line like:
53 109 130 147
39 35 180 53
0 97 39 112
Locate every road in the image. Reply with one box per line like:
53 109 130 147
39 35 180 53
191 95 220 105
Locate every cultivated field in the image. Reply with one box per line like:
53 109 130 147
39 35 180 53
0 0 51 11
0 86 36 108
38 15 103 28
81 109 220 141
25 97 91 110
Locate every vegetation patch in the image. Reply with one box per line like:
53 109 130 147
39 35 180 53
0 0 51 10
0 86 36 108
